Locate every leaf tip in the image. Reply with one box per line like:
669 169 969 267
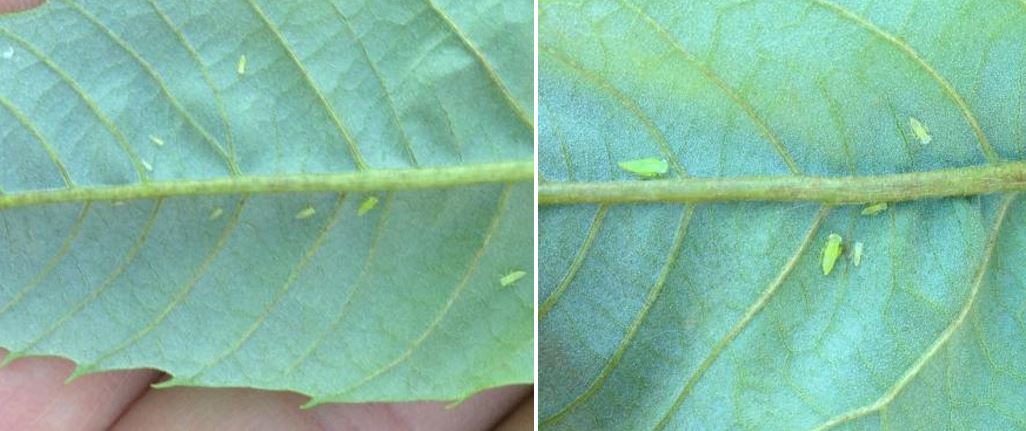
152 376 189 389
65 364 96 383
300 397 326 409
0 351 23 369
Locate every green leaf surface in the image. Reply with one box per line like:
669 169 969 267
0 0 533 405
539 0 1026 429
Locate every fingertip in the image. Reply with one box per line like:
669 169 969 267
0 0 44 15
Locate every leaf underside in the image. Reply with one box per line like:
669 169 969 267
0 0 533 405
540 0 1026 429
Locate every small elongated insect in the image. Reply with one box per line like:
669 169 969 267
617 158 668 179
861 202 888 216
909 116 931 145
295 206 316 220
237 55 247 75
209 207 224 221
150 135 165 147
141 159 153 172
500 270 527 287
821 233 843 275
358 196 379 216
853 241 864 267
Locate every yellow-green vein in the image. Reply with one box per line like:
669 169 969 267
0 204 91 325
329 184 513 399
58 0 239 175
542 205 694 427
0 28 147 181
325 0 420 167
538 204 608 320
72 197 247 378
617 0 802 175
18 199 163 367
805 0 997 164
810 194 1016 431
243 0 369 171
655 205 831 430
0 93 72 186
424 0 533 130
177 193 348 384
0 161 532 210
282 193 394 386
541 47 687 177
145 0 238 169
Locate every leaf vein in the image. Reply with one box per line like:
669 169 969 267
281 192 395 382
184 194 348 383
0 92 73 187
423 0 533 130
17 199 164 356
617 0 802 175
84 197 248 371
541 205 694 427
325 0 420 168
810 193 1016 431
655 205 831 430
538 204 608 320
243 0 369 171
0 28 147 181
803 0 997 164
59 0 238 175
145 0 239 171
0 204 91 323
333 184 512 397
541 47 687 177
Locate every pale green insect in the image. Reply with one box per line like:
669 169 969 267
500 270 527 287
150 135 165 147
853 241 864 267
295 206 316 220
821 233 843 275
237 55 247 75
861 202 888 216
909 116 931 145
618 158 668 179
209 207 224 221
358 196 379 216
141 159 153 172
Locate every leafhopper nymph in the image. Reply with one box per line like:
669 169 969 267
861 202 888 216
853 241 864 267
358 196 379 216
500 270 527 287
295 206 316 220
821 233 843 275
909 116 931 145
237 55 247 75
617 158 668 179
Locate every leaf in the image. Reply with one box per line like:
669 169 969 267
539 1 1026 429
0 0 533 405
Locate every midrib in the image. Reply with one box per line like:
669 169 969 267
0 161 533 209
539 161 1026 205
